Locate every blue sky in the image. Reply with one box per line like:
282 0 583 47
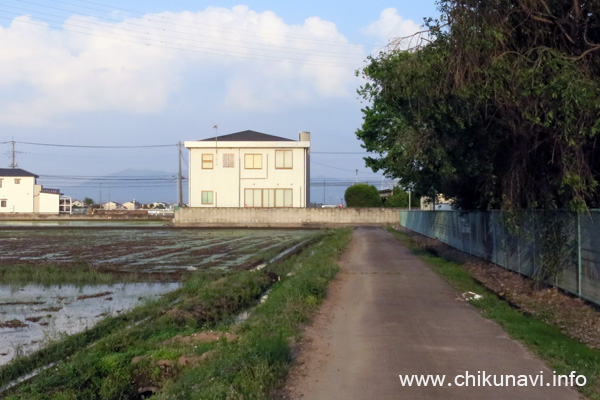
0 0 439 202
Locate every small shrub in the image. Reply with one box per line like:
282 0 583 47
344 184 381 207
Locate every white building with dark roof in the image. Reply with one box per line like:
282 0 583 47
0 168 62 213
184 130 310 208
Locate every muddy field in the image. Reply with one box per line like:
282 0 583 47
0 227 317 365
0 227 316 276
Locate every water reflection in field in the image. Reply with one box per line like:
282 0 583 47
0 282 179 365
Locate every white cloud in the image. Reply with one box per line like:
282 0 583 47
0 7 365 126
361 8 424 49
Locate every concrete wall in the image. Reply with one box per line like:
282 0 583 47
174 207 401 228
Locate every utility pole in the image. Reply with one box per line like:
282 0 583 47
178 142 183 207
9 140 18 168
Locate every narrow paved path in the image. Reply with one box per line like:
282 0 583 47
284 227 581 400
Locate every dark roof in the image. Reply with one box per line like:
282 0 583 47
0 168 38 178
201 130 293 142
41 188 62 195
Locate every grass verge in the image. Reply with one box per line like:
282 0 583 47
155 228 352 400
1 228 351 400
387 227 600 400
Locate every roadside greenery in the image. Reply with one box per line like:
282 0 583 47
388 228 600 399
1 228 352 400
357 1 600 210
382 187 421 208
157 228 351 399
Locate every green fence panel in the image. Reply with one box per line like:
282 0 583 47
400 210 600 307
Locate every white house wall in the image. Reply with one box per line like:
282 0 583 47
33 185 60 214
38 192 60 214
186 140 309 208
0 176 35 213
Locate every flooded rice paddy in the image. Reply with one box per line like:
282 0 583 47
0 227 316 365
0 282 179 365
0 228 314 273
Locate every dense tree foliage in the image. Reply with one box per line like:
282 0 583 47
344 184 382 207
357 0 600 210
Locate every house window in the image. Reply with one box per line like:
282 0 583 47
201 191 213 204
244 189 292 207
275 150 293 169
223 154 235 168
14 178 20 184
0 200 6 207
276 189 293 207
244 154 262 169
202 154 213 169
244 189 261 207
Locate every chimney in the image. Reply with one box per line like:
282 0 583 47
299 131 310 142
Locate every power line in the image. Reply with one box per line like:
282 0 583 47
15 141 176 149
2 142 379 182
312 151 367 154
310 160 378 175
309 180 382 186
39 175 179 181
6 141 372 154
40 0 375 49
311 160 354 172
1 3 365 67
4 2 361 59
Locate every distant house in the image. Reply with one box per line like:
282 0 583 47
379 188 394 199
102 201 122 210
122 200 140 210
184 130 311 208
0 168 62 213
152 201 167 209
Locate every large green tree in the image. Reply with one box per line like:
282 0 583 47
357 0 600 210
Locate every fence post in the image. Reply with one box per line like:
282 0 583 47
470 212 474 255
532 211 536 276
492 211 497 265
514 211 520 274
578 212 582 297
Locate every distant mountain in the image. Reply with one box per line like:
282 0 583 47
50 169 187 204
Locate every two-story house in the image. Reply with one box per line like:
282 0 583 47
185 130 310 208
0 168 62 213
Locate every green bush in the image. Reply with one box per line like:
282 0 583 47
344 184 381 207
383 187 421 208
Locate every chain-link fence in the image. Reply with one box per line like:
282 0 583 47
399 210 600 306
